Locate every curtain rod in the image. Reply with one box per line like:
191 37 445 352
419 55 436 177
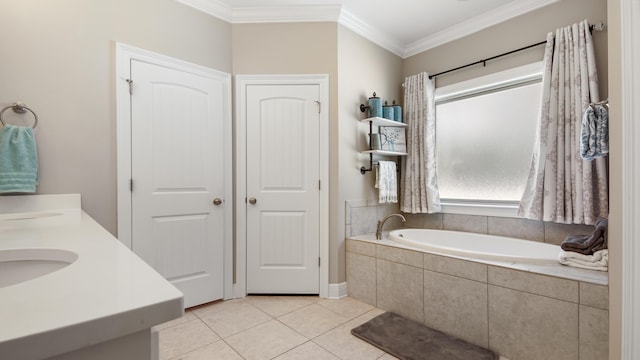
428 21 605 80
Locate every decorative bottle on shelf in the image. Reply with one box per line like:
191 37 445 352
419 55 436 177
367 92 382 118
383 101 395 120
392 100 402 122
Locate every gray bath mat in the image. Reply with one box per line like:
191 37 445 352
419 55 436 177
351 312 499 360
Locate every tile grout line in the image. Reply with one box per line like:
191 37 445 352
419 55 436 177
486 277 492 352
162 317 225 360
161 297 382 360
315 299 371 322
489 282 580 304
192 298 276 357
486 259 492 352
309 338 349 360
266 314 341 359
271 300 317 318
214 299 276 360
223 338 249 360
276 306 384 358
310 308 388 360
274 305 349 342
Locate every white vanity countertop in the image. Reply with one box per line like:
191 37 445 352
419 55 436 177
0 194 183 360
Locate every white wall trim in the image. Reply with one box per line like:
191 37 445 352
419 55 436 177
235 74 330 299
176 0 233 22
233 5 341 23
404 0 559 58
621 0 640 357
434 61 543 103
176 0 340 23
175 0 558 59
115 44 133 250
328 282 348 299
337 8 404 58
115 43 234 300
439 201 520 219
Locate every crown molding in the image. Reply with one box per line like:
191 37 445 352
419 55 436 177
232 5 341 23
403 0 560 58
176 0 340 23
337 8 404 57
176 0 233 22
175 0 559 58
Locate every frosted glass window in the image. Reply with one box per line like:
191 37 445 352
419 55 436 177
436 82 541 201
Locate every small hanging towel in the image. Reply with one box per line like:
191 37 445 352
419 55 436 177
580 102 609 160
376 161 397 204
0 124 39 193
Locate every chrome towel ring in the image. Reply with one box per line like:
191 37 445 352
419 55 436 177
0 102 38 129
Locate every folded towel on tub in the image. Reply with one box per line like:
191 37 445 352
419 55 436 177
560 218 608 255
0 124 39 193
558 249 608 272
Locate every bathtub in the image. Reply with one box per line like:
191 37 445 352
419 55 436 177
346 229 609 360
388 228 561 265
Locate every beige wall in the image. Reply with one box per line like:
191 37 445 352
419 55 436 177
0 0 232 235
403 0 608 98
337 25 403 283
232 22 342 282
232 22 337 76
607 0 622 358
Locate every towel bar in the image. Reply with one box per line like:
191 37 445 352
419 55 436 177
0 102 38 129
360 157 400 174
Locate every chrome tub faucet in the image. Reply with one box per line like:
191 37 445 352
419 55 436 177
376 213 406 240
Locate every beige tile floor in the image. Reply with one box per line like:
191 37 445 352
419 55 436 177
156 296 509 360
155 296 398 360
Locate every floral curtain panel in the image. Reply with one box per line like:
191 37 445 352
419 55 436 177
400 72 441 214
519 20 608 225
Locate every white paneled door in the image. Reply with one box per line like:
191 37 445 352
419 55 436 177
130 59 227 308
246 84 321 294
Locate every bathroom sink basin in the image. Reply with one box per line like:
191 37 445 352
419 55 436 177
0 249 78 288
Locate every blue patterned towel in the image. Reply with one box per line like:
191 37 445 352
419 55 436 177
580 103 609 160
0 125 38 193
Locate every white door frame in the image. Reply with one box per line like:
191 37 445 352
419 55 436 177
115 43 234 299
620 0 640 356
235 74 330 298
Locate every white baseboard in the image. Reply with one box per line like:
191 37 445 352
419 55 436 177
327 282 348 299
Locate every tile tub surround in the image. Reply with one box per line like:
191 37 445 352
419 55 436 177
344 200 597 245
346 237 609 360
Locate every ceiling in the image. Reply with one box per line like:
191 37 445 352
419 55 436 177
176 0 559 58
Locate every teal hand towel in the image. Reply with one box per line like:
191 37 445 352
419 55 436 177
0 125 38 193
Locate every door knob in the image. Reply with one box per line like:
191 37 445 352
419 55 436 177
248 197 257 204
213 198 223 206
